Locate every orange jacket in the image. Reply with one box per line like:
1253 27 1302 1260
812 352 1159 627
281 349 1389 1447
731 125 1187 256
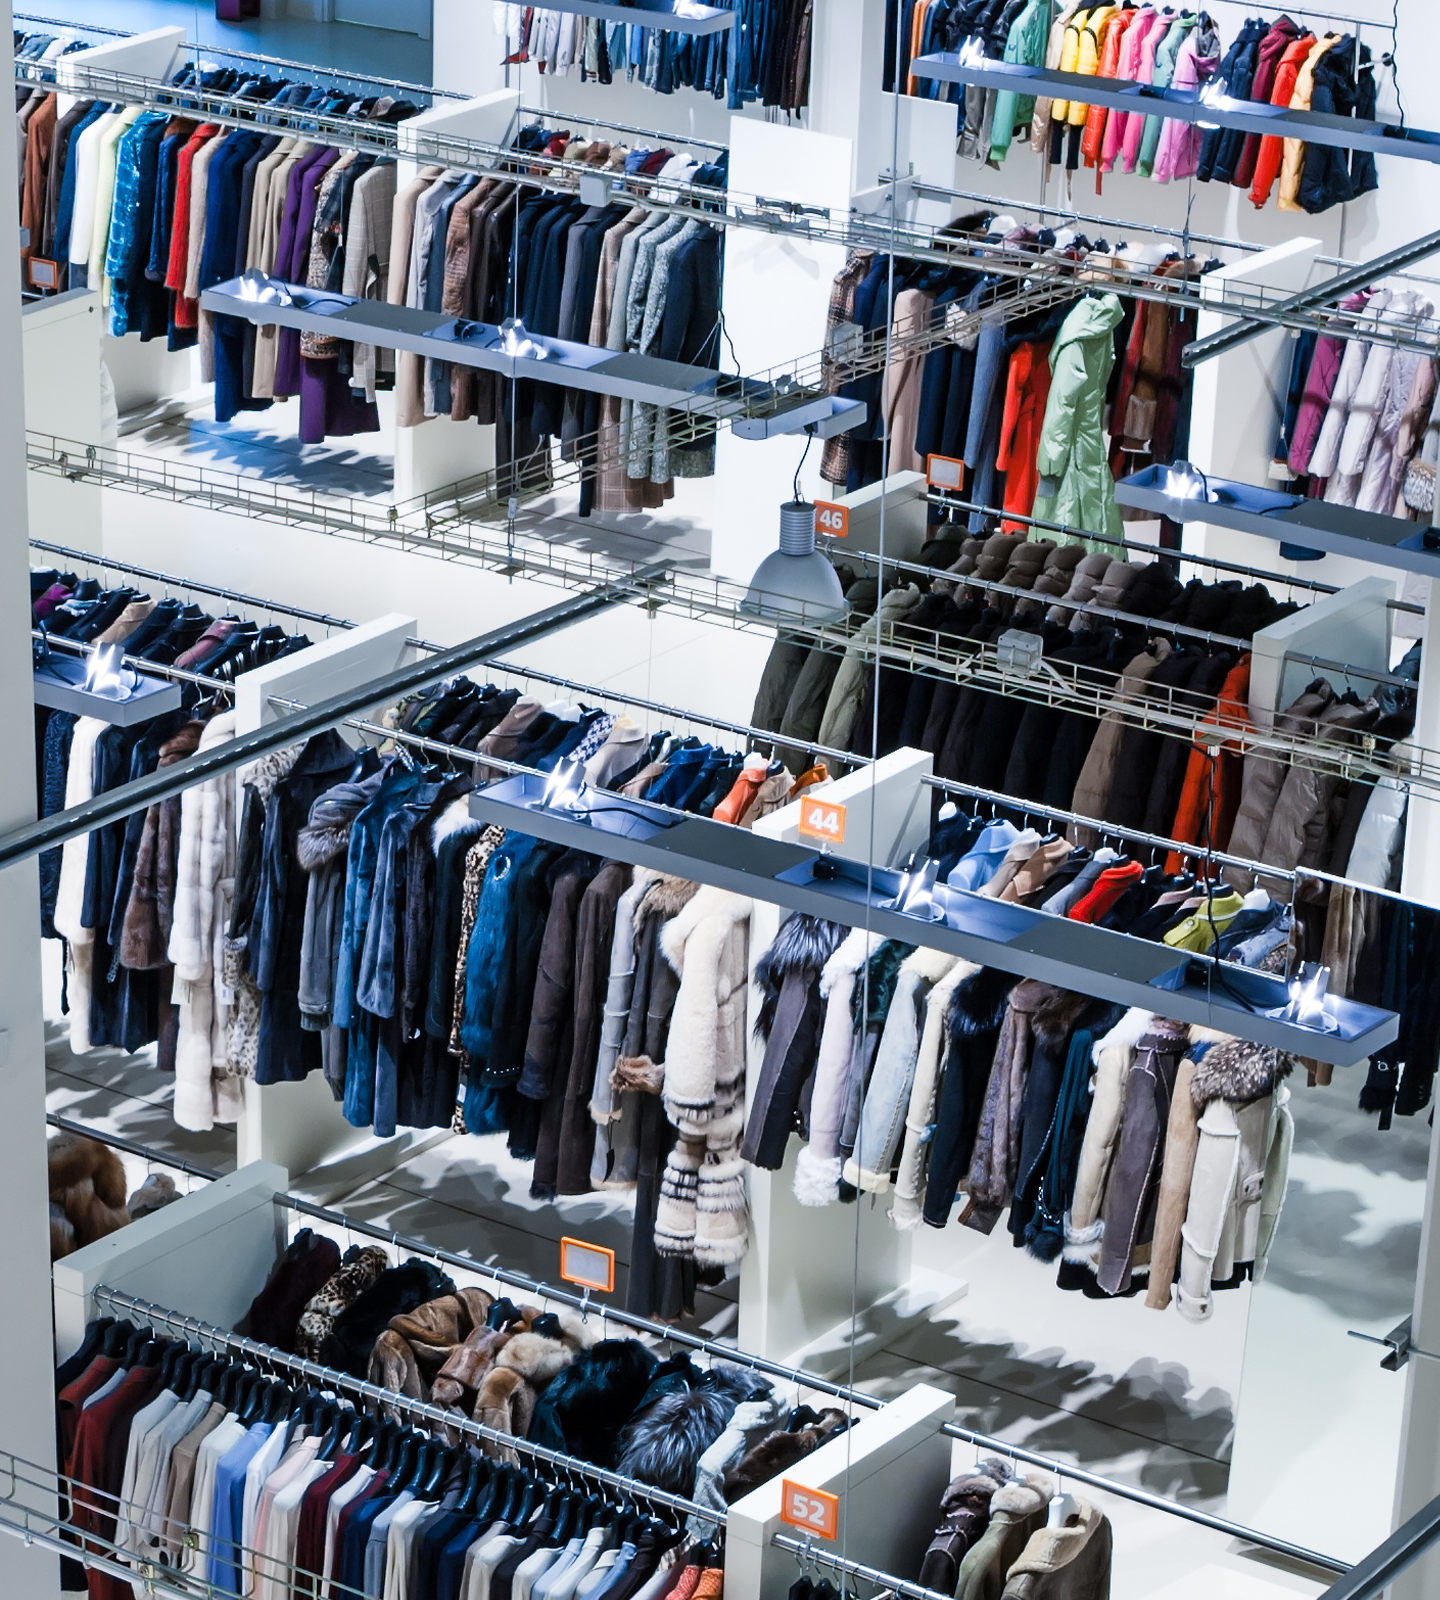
1249 34 1316 207
997 341 1053 528
1165 655 1252 873
1082 8 1136 164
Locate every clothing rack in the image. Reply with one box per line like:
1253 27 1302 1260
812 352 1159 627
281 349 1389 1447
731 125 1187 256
516 102 727 152
89 1285 725 1527
770 1532 954 1600
47 1116 1350 1573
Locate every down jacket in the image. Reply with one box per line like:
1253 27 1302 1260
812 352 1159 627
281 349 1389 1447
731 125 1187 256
169 712 239 1131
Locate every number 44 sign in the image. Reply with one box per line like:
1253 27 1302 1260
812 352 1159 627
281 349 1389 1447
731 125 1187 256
780 1480 839 1541
798 797 846 846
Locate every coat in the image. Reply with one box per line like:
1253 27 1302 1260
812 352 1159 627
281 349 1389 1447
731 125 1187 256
1249 32 1317 207
954 1473 1055 1600
1151 22 1219 183
1175 1039 1294 1322
847 946 959 1194
920 1462 1015 1594
1031 295 1126 553
52 717 105 1056
1069 644 1170 841
1062 1007 1152 1281
1164 655 1252 871
589 867 657 1189
652 885 750 1272
1000 1499 1112 1599
1096 1019 1189 1294
816 584 923 751
793 928 882 1206
1277 35 1337 212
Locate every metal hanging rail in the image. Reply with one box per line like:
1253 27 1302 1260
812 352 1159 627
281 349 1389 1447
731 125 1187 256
771 1533 954 1600
516 101 727 152
45 1116 1351 1573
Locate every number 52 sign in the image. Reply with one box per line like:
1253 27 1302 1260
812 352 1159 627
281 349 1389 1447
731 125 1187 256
779 1480 839 1541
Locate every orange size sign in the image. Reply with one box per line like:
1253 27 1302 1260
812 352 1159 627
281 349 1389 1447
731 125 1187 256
779 1480 839 1541
814 500 849 538
798 797 846 846
927 453 964 491
559 1237 615 1293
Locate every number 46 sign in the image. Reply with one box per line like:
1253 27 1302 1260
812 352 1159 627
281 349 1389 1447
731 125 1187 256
779 1480 839 1541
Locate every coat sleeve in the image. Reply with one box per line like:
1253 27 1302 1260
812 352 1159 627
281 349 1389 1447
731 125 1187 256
1034 343 1086 480
1255 1084 1293 1275
1144 1059 1201 1310
1175 1098 1241 1322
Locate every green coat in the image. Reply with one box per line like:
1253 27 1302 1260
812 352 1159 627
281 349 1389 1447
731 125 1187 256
1031 293 1125 555
990 0 1055 163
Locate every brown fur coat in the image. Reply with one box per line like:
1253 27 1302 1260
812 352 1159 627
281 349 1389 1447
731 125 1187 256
49 1134 129 1259
368 1287 495 1402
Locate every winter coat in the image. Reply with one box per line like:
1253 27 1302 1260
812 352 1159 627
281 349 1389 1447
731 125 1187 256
119 721 203 970
1176 1039 1295 1322
1250 33 1317 207
1223 679 1336 891
529 1338 659 1468
589 867 656 1188
688 1393 786 1532
1151 22 1220 182
1031 295 1126 553
722 1409 850 1503
1164 655 1252 872
293 1244 388 1361
925 966 1019 1227
1134 15 1195 177
1299 37 1377 215
367 1286 494 1400
1196 20 1265 184
989 0 1052 163
53 717 105 1055
778 580 879 748
656 887 752 1269
1099 6 1157 171
1308 290 1391 481
1096 1019 1189 1294
743 915 845 1171
1142 1039 1206 1311
1079 7 1132 166
1277 34 1339 212
816 584 923 750
997 342 1053 525
954 1473 1056 1600
794 928 881 1207
244 1228 341 1353
1062 1007 1152 1279
1000 1498 1112 1599
319 1258 456 1378
892 959 983 1227
1069 644 1170 842
49 1132 129 1259
474 1313 596 1456
920 1461 1015 1594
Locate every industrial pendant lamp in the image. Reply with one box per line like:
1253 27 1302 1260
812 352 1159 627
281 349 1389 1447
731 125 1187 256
739 500 849 624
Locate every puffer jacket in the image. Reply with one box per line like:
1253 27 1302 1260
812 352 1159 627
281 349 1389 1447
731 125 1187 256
1223 679 1336 891
1099 6 1157 171
847 946 960 1194
1249 32 1317 207
815 584 922 751
1308 289 1392 480
1133 15 1195 177
1031 294 1126 553
1061 1007 1152 1284
1151 20 1220 183
1299 36 1379 216
1327 292 1430 507
1176 1039 1296 1322
1277 34 1338 212
1079 8 1133 166
989 0 1052 164
1029 2 1081 161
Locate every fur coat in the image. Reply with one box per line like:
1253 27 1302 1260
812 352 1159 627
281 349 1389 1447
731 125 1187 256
53 717 106 1055
429 1304 544 1410
120 721 204 971
367 1286 494 1401
655 887 753 1269
169 712 240 1131
528 1338 659 1466
49 1133 129 1259
965 984 1094 1234
474 1312 596 1458
319 1259 456 1378
616 1385 740 1497
722 1408 849 1503
293 1244 388 1361
794 928 883 1207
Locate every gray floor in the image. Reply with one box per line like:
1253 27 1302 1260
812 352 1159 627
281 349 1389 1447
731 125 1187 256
25 0 432 84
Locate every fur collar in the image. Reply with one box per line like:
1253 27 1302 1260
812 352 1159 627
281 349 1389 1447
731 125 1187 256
612 1055 665 1095
948 964 1019 1037
1003 1498 1102 1574
899 945 960 986
243 744 303 802
819 928 883 998
753 915 847 1041
1032 986 1102 1043
639 874 700 921
1191 1037 1295 1109
989 1471 1056 1517
1092 1007 1153 1067
431 797 476 852
297 779 378 871
660 885 752 976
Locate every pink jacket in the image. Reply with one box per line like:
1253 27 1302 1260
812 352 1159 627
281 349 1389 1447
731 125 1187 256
1121 10 1177 171
1152 25 1220 183
1102 7 1159 171
1289 291 1376 477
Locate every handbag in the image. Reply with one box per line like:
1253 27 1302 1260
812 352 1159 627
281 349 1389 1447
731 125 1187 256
1404 458 1435 514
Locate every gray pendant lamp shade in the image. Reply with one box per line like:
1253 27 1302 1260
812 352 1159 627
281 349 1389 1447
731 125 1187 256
739 501 850 624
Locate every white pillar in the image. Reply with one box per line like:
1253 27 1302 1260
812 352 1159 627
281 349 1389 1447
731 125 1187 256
0 0 64 1586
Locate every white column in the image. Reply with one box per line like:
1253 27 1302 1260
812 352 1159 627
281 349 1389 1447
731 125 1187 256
0 0 63 1586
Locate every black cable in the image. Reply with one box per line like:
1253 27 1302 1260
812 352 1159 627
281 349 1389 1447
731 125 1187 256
793 434 813 504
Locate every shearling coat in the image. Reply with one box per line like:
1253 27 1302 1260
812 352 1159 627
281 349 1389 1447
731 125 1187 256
955 1472 1056 1600
1175 1039 1295 1322
1000 1497 1112 1599
919 1461 1014 1595
1063 1007 1153 1277
847 946 960 1195
892 958 982 1228
657 886 753 1268
1143 1042 1205 1311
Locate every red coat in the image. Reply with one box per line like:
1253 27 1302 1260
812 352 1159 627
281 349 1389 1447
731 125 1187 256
997 340 1053 528
1165 655 1252 873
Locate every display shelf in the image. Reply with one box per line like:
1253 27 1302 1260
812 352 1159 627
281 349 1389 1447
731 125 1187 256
1116 464 1440 580
911 53 1440 165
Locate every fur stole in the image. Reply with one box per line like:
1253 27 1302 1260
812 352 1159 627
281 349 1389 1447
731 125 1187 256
611 1055 665 1095
1191 1037 1295 1109
617 1387 737 1496
48 1133 130 1258
752 915 847 1043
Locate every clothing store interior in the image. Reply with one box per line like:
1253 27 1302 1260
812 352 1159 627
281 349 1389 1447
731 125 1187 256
12 0 1440 1598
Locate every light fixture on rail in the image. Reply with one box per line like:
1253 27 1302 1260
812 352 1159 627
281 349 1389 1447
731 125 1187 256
32 636 182 725
740 500 850 625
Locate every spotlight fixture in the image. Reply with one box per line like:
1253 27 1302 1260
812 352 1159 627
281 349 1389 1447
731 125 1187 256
537 757 588 813
739 501 850 625
884 853 942 919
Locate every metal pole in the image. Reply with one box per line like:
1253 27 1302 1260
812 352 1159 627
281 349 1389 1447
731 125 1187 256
1317 1490 1440 1600
0 566 665 871
1182 228 1440 367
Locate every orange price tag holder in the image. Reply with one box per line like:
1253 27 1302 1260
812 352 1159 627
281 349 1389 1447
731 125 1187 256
927 453 965 491
559 1237 615 1294
814 500 849 538
779 1480 839 1541
798 797 846 847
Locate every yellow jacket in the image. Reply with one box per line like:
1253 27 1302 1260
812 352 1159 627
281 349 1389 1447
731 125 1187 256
1049 7 1094 125
1033 2 1089 149
1278 34 1338 211
1067 5 1118 127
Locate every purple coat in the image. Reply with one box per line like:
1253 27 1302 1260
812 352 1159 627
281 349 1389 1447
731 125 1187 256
1152 25 1220 183
274 147 339 396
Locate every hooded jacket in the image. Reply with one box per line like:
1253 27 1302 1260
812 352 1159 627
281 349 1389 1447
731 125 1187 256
1152 21 1220 183
1031 294 1126 553
1277 34 1339 212
743 914 846 1171
1175 1039 1294 1322
794 928 882 1207
1249 31 1318 207
847 946 960 1194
